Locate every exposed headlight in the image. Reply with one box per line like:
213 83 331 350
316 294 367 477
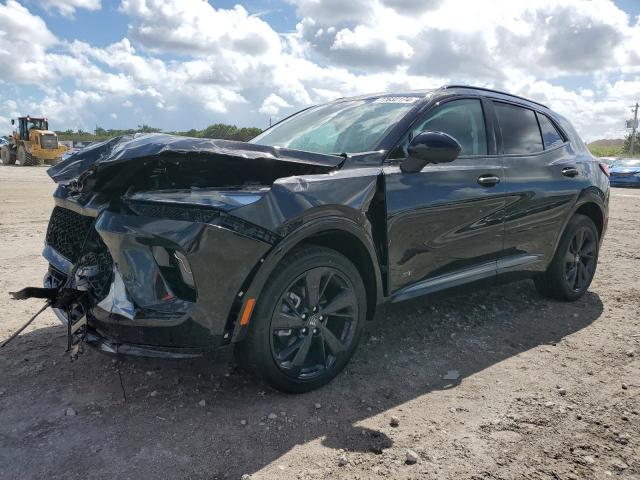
127 188 279 244
126 188 268 211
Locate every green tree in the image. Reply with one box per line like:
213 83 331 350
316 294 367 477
55 123 262 143
623 131 640 156
137 124 162 133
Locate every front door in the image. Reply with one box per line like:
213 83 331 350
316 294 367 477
383 97 506 301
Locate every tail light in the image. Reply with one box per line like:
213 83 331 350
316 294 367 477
599 163 610 177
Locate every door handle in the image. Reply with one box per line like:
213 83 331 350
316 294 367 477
477 174 500 187
561 166 579 177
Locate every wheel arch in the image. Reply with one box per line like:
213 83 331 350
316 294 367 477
229 216 385 343
574 202 604 240
298 228 379 322
549 188 607 265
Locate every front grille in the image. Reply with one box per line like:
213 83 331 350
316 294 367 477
40 134 58 149
45 207 94 262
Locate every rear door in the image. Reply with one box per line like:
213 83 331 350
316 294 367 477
493 101 583 275
383 97 506 301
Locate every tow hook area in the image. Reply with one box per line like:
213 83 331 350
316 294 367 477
4 287 90 359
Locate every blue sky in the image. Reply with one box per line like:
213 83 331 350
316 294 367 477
1 0 640 140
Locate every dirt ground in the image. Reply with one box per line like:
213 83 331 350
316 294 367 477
0 165 638 480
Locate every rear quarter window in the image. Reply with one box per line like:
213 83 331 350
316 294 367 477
536 113 565 149
494 102 543 155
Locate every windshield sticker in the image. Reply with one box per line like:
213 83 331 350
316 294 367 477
373 96 421 104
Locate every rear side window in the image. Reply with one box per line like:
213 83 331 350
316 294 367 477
409 98 488 156
536 113 565 149
494 102 543 154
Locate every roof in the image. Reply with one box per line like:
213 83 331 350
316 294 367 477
330 85 549 110
440 85 549 108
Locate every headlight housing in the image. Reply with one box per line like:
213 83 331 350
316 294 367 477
125 189 280 244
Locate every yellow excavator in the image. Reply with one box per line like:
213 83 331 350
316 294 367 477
1 116 67 166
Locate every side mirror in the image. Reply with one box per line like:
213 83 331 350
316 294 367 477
401 131 461 173
10 119 14 126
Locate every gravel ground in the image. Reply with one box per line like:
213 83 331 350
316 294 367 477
0 166 638 480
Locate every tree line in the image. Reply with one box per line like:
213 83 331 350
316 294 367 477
55 124 263 143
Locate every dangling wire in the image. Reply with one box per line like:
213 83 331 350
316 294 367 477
4 216 101 350
1 301 52 348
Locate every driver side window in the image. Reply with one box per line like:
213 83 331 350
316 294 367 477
391 98 488 158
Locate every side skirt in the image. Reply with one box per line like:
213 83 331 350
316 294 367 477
390 253 543 304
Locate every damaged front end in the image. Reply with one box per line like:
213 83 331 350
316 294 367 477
33 133 350 357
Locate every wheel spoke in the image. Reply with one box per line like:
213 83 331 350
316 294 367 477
566 265 578 288
320 324 345 355
577 262 587 289
272 310 301 331
319 272 334 301
322 290 355 315
569 236 578 255
564 251 575 265
581 240 596 257
277 337 304 361
318 334 327 367
283 297 301 317
291 334 313 369
575 229 585 252
305 269 323 307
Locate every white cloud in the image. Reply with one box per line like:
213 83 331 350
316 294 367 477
259 94 292 115
120 0 281 56
40 0 101 17
286 0 374 25
330 25 413 70
379 0 441 14
0 1 57 83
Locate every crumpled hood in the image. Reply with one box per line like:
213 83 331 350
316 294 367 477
47 133 344 184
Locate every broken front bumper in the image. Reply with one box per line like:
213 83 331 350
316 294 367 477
43 194 274 352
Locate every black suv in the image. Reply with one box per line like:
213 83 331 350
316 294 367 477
39 85 609 392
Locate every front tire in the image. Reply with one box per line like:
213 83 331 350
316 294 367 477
534 214 599 301
16 146 39 166
235 245 366 393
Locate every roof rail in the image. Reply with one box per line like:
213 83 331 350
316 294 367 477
440 85 548 109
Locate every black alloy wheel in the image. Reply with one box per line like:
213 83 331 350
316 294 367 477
534 214 599 301
235 246 366 393
270 266 359 380
564 226 597 292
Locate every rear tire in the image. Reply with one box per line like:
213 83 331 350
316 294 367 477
534 214 599 301
1 146 15 165
234 245 366 393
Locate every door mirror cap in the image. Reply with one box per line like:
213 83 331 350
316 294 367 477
401 131 462 173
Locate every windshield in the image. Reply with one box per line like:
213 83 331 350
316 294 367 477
28 119 46 129
615 159 640 168
250 97 421 155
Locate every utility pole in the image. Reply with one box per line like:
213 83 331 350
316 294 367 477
631 103 639 157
